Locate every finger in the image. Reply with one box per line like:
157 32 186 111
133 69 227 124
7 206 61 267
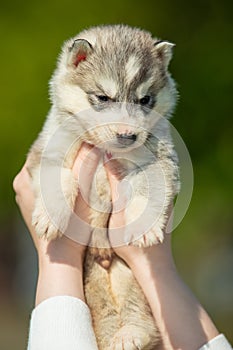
13 165 32 195
105 167 119 203
72 143 101 205
104 156 127 205
72 143 101 180
104 157 131 210
104 156 127 182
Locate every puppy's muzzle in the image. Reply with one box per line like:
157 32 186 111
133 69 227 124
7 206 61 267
116 133 137 146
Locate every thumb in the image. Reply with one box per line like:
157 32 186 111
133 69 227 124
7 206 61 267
104 155 123 203
73 143 101 198
72 143 101 179
104 154 129 210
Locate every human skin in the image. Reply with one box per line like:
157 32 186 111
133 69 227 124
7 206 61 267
13 143 219 350
13 143 101 305
105 158 219 350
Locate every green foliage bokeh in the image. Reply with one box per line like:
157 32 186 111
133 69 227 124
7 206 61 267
0 0 232 342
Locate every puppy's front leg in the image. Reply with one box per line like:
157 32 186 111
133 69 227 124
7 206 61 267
31 164 78 239
123 158 179 247
28 135 81 240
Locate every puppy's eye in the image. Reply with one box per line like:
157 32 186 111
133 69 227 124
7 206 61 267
96 95 109 102
139 95 151 106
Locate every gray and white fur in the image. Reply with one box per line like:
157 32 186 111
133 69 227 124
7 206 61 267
27 25 180 350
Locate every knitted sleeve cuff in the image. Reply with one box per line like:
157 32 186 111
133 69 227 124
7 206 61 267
199 334 232 350
27 295 98 350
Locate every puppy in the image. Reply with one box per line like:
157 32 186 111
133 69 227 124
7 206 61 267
27 24 180 350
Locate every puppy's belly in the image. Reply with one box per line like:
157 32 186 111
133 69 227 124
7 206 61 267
84 252 159 349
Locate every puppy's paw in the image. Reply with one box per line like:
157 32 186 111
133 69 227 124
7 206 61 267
32 202 71 239
124 208 165 247
109 325 151 350
123 193 169 247
32 167 78 240
32 206 62 240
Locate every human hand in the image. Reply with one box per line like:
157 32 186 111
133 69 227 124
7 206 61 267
104 156 175 270
13 142 101 255
104 157 219 350
13 143 101 304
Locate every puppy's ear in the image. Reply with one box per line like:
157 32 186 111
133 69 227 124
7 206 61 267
153 40 175 68
67 39 93 67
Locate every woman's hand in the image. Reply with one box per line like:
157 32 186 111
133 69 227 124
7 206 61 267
13 143 101 305
104 156 174 268
104 157 219 350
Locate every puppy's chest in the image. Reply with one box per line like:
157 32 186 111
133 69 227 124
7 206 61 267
88 148 156 209
113 146 157 170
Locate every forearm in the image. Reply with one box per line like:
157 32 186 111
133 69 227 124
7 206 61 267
36 259 84 306
128 239 219 350
35 237 85 306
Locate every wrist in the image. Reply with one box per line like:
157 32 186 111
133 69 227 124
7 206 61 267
121 236 176 274
36 240 85 306
127 252 175 284
37 235 85 267
36 262 85 306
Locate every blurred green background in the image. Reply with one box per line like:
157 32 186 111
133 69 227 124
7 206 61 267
0 0 232 348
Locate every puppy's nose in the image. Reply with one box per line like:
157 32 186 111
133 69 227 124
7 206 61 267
116 133 137 146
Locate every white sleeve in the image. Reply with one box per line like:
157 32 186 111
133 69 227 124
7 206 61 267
27 296 98 350
199 334 232 350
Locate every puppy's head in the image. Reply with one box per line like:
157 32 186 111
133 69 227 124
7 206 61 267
51 25 177 152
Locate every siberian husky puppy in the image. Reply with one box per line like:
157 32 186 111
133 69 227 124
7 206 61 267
27 25 179 349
